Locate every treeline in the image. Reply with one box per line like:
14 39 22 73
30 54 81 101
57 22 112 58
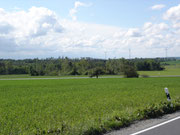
132 58 164 71
0 57 165 76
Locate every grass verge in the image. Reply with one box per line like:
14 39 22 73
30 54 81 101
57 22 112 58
84 99 180 135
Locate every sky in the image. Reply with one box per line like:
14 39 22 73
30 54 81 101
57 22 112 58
0 0 180 59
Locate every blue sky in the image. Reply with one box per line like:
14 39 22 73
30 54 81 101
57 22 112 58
1 0 179 27
0 0 180 59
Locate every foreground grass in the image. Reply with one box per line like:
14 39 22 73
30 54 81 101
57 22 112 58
0 77 180 134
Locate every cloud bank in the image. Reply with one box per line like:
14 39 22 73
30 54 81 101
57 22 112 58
0 4 180 59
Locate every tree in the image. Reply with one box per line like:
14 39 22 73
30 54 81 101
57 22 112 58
29 66 39 76
88 67 104 78
123 64 139 78
5 61 13 74
0 62 6 74
76 59 90 75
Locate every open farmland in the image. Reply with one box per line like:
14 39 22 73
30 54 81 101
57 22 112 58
0 77 180 134
138 64 180 76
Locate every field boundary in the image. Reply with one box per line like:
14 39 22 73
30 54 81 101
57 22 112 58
84 101 180 135
0 75 180 81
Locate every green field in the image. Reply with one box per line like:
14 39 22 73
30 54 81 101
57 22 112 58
138 65 180 76
138 60 180 76
161 60 180 65
0 77 180 134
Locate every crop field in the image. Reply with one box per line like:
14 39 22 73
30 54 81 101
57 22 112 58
0 77 180 134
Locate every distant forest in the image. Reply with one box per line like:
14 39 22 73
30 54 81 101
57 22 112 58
0 57 175 76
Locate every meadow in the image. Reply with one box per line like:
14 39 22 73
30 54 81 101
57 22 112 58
138 65 180 76
0 77 180 134
138 61 180 76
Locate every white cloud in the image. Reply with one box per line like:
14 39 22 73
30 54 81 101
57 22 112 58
151 4 166 10
0 7 64 58
69 1 89 21
0 6 63 38
163 4 180 28
0 6 180 59
126 28 142 37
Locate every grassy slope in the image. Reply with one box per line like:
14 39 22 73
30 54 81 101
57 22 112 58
0 78 180 134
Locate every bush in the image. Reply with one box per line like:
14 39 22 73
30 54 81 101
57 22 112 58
88 67 104 78
47 71 58 76
123 66 139 78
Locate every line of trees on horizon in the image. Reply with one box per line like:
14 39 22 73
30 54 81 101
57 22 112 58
0 57 171 77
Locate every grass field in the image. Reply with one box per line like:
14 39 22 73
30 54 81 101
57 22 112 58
138 66 180 76
0 77 180 134
161 60 180 65
138 64 180 76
